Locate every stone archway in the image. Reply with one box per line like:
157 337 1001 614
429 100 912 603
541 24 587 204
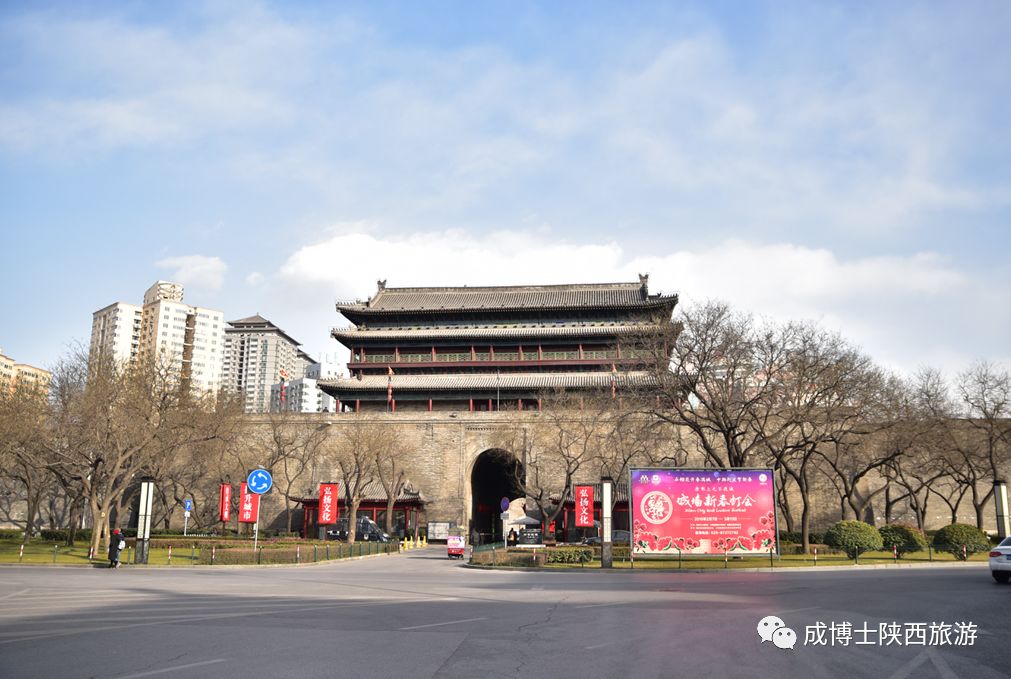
470 448 524 543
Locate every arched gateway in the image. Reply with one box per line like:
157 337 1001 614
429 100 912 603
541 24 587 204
470 449 524 544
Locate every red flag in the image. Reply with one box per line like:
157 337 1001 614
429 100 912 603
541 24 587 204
318 483 339 525
219 483 232 522
387 366 394 404
238 483 259 524
575 485 594 527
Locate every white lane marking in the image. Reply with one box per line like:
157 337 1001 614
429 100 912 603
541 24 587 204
0 597 436 646
574 602 623 609
0 588 30 601
584 640 626 650
399 617 487 630
113 658 227 678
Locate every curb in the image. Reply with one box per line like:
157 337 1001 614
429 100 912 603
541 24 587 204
463 561 987 574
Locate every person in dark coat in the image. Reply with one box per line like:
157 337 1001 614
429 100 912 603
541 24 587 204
108 528 125 568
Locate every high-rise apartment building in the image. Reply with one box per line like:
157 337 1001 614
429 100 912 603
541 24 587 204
269 360 340 413
0 347 52 395
222 315 307 412
88 281 225 392
89 302 142 365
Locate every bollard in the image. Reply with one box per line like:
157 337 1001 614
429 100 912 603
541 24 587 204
191 544 196 565
88 546 94 562
168 545 172 565
53 544 58 563
724 548 728 569
893 544 898 562
962 544 967 560
814 547 818 566
296 545 300 564
211 545 217 565
19 544 24 562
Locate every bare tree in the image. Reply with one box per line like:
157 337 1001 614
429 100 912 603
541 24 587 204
330 416 394 544
375 434 412 537
252 414 329 533
646 302 793 469
953 362 1011 527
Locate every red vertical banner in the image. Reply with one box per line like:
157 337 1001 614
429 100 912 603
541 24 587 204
318 483 338 525
238 483 259 524
575 485 595 527
219 483 232 522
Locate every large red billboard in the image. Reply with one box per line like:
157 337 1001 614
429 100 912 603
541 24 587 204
630 469 777 556
219 483 232 522
574 485 594 528
238 483 259 524
318 483 338 525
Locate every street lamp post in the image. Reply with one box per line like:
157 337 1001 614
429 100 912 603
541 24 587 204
601 476 613 569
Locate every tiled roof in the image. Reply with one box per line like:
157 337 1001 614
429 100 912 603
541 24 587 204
226 315 302 346
290 479 425 505
319 371 653 393
559 482 630 503
336 281 677 315
330 324 656 342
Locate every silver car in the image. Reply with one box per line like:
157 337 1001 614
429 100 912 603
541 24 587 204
989 536 1011 583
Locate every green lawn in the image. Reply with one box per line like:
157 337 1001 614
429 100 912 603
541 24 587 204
0 539 392 566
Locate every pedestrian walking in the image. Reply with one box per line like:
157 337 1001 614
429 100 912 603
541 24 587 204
108 528 126 568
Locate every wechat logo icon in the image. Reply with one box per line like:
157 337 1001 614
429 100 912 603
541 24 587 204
758 615 797 650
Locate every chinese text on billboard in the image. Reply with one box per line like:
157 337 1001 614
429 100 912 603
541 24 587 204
630 469 776 555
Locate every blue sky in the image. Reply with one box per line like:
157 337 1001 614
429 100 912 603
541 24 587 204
1 1 1009 376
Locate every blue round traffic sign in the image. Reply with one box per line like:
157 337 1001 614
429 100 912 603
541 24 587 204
247 469 273 495
500 497 510 512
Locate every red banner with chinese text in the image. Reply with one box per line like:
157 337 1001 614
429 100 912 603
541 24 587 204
219 483 232 522
574 485 594 527
318 483 338 525
238 483 259 524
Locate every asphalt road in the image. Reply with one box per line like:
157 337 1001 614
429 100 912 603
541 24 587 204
0 549 1007 679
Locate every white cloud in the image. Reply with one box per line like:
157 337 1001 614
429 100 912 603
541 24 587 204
245 271 264 286
269 228 1001 377
156 255 228 292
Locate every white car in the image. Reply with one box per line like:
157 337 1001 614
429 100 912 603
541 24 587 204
990 536 1011 583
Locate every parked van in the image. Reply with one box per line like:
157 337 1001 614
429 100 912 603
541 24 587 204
326 517 391 542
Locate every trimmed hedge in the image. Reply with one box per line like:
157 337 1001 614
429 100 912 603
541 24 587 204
0 529 24 540
545 547 593 564
878 524 928 557
932 524 990 560
824 521 882 559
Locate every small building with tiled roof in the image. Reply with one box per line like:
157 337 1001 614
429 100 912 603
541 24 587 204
291 480 426 539
321 276 677 412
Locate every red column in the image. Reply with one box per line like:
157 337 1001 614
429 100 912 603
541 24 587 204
355 399 360 412
490 345 495 360
538 345 543 360
578 343 584 359
392 399 396 413
395 346 400 361
519 344 523 360
469 398 474 412
488 398 493 411
517 399 522 411
431 346 436 360
471 345 476 360
428 399 433 412
537 398 542 411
